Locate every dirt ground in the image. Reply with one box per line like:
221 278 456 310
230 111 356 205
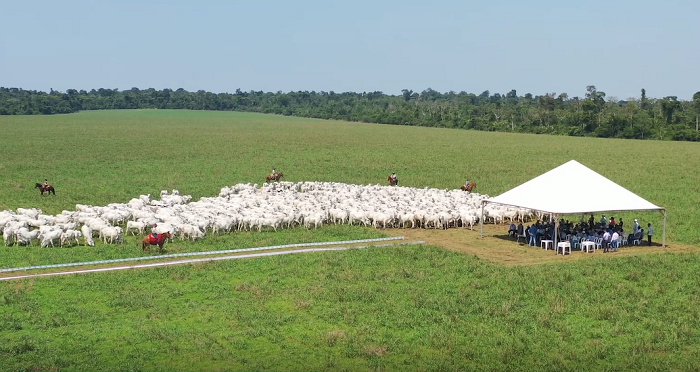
384 224 700 266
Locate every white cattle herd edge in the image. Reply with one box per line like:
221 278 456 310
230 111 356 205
1 182 542 247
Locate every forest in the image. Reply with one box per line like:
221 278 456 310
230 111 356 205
2 86 700 141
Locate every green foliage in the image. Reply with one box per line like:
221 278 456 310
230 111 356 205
2 86 700 141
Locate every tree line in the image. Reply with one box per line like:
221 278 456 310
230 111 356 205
2 86 700 141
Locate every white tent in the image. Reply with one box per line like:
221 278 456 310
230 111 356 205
480 160 666 247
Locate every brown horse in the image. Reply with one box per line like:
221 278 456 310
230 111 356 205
35 183 55 195
266 172 283 183
460 182 476 192
142 231 172 253
387 175 398 186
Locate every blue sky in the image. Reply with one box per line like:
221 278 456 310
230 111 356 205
1 0 697 100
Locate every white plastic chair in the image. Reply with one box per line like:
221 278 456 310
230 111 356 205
594 237 603 250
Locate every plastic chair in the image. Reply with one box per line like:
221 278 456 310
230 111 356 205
571 236 581 250
594 237 603 250
541 239 554 250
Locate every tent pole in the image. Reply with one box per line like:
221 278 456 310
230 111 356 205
554 214 558 253
479 201 485 238
662 209 666 248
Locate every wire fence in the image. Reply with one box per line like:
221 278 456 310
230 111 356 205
0 236 405 274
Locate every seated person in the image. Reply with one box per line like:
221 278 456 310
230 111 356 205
508 223 517 237
632 229 643 242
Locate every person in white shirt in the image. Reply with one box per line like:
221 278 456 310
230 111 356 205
602 229 612 253
611 230 620 252
633 219 639 233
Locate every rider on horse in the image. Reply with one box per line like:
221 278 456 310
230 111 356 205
391 172 398 185
465 178 471 189
44 179 49 188
271 168 277 181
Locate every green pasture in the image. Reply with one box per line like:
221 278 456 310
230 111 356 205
1 110 700 370
2 245 700 371
0 109 697 244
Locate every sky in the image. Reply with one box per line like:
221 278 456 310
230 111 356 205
1 0 698 100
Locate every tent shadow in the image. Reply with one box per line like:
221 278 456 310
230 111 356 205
493 234 526 245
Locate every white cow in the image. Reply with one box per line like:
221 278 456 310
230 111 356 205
81 225 95 246
100 226 123 244
40 229 63 248
60 229 82 247
125 221 146 236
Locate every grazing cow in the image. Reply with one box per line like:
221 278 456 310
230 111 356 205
125 221 146 236
81 225 95 246
60 229 82 247
40 229 63 248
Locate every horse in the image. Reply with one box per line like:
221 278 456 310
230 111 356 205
35 183 55 195
461 182 476 192
141 231 172 253
266 172 283 183
387 175 398 186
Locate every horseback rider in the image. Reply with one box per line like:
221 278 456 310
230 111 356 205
271 168 277 180
150 224 159 241
44 179 49 188
391 172 397 185
465 178 471 189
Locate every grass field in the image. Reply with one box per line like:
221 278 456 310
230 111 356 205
1 110 700 370
1 109 696 244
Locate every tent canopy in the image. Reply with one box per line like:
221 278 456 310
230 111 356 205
485 160 663 215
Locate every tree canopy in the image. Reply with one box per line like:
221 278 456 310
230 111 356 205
2 86 700 141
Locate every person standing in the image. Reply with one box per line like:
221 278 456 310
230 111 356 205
611 230 620 252
647 223 653 246
633 219 640 233
588 214 594 229
528 225 537 247
602 229 611 253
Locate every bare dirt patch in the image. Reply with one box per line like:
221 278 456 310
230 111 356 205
384 225 699 266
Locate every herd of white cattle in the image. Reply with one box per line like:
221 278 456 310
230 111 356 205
1 181 541 248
